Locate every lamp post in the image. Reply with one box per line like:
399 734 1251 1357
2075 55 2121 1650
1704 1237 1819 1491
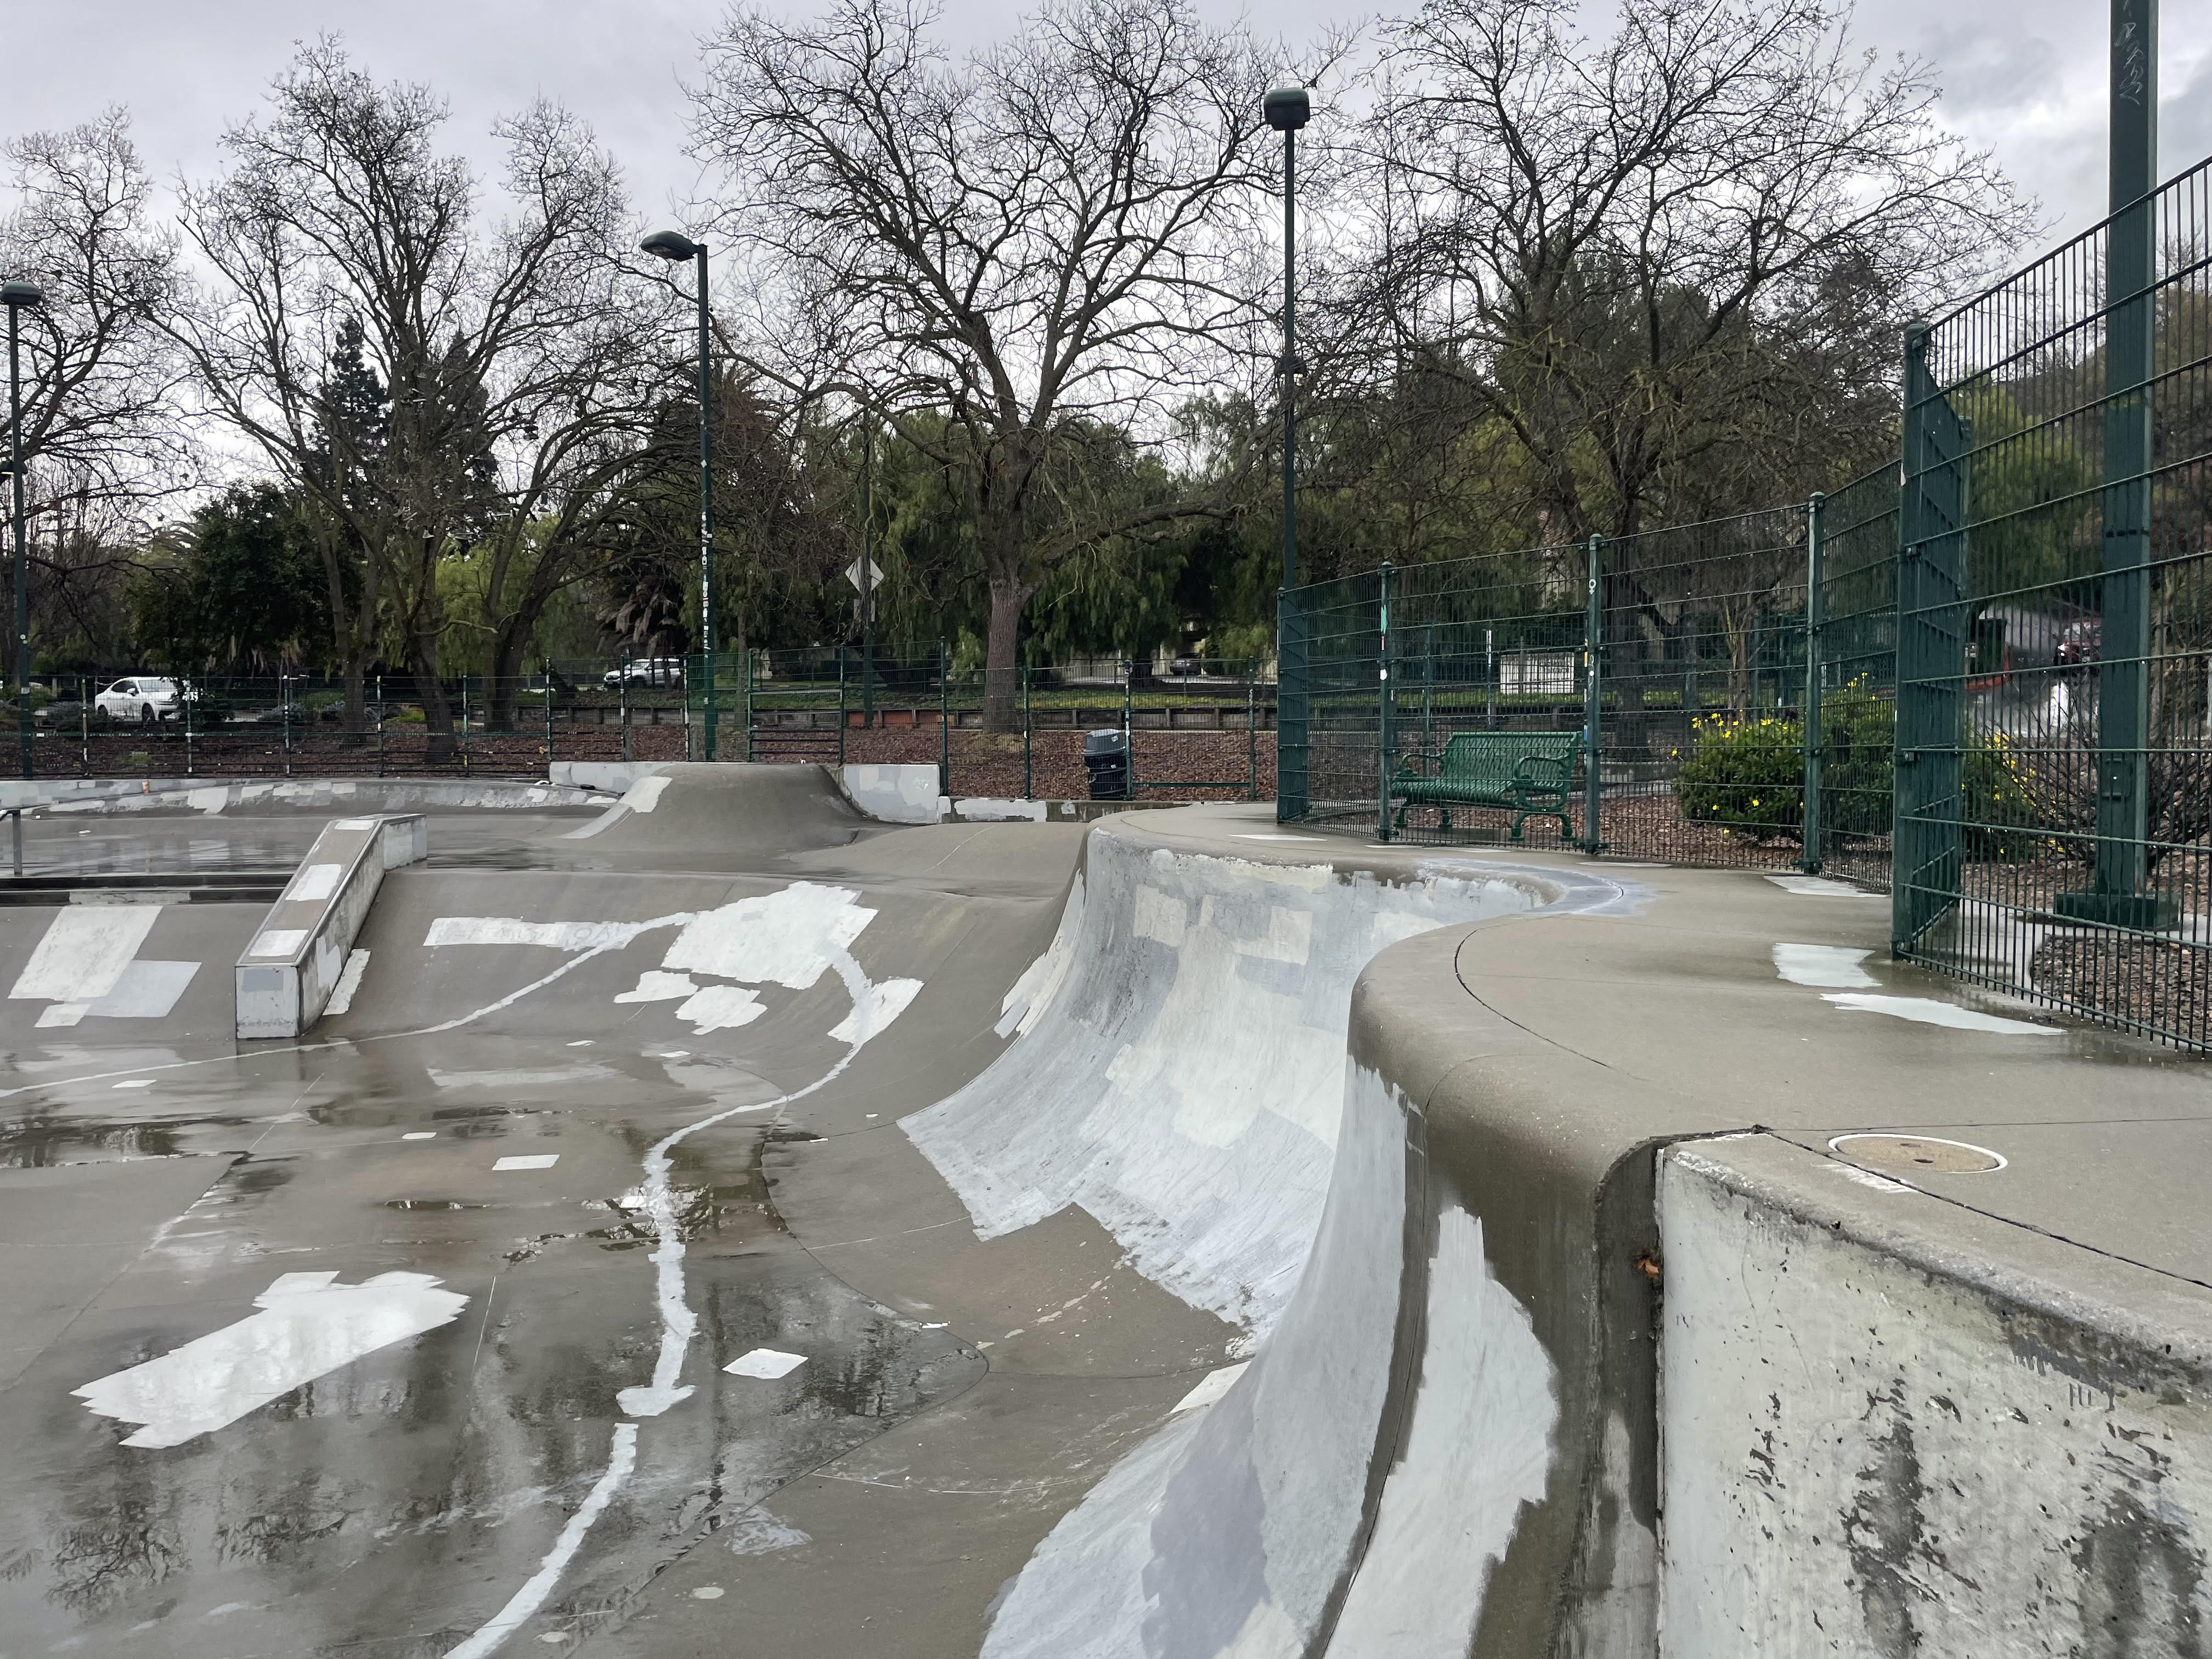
640 229 716 761
3 280 43 781
1263 86 1310 820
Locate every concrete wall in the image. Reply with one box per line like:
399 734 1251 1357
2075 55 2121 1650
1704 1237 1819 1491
1660 1136 2212 1658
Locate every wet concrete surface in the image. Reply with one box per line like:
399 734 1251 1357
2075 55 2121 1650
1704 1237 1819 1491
10 811 598 878
0 800 1173 1657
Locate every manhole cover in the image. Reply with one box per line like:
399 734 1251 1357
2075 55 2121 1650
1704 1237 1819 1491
1827 1133 2006 1174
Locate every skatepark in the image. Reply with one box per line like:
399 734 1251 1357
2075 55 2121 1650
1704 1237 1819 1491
0 762 2203 1658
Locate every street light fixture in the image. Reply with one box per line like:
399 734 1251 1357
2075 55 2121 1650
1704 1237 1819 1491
3 278 44 781
1263 87 1310 819
639 229 718 760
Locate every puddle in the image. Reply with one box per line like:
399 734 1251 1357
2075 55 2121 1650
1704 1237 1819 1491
0 1114 251 1168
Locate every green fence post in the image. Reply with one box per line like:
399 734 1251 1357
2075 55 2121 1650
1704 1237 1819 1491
837 653 848 767
1122 654 1135 796
183 676 194 777
460 676 471 775
618 670 629 764
1022 667 1033 800
1277 587 1308 820
1582 534 1604 852
78 675 88 778
281 674 293 778
543 663 554 773
1894 320 1970 953
1801 493 1825 873
377 675 386 778
938 640 950 794
1246 673 1257 800
1376 562 1395 842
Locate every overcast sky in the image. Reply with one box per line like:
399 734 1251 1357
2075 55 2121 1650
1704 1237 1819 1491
10 0 2212 256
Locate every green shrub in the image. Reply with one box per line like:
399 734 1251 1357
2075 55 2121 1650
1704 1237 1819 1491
1675 713 1805 839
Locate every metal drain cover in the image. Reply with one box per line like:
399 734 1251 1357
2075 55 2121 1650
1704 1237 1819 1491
1827 1133 2006 1174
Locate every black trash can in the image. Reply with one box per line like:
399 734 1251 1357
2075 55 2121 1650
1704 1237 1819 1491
1084 727 1130 800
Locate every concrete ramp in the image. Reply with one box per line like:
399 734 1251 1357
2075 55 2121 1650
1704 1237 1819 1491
559 761 867 866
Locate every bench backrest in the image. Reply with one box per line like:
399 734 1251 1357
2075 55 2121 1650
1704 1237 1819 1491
1438 730 1582 786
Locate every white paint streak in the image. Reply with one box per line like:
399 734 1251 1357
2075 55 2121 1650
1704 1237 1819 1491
75 1271 469 1447
1771 943 1878 988
430 1066 614 1090
1764 874 1883 898
442 1422 638 1659
723 1347 808 1379
493 1154 560 1171
249 928 309 958
829 977 922 1043
1822 1159 1914 1193
9 905 162 1001
324 949 370 1015
1821 992 2061 1034
1325 1210 1559 1657
995 874 1084 1039
620 774 672 813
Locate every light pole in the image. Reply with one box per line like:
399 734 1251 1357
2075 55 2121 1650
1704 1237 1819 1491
3 280 43 781
640 229 716 761
1263 86 1310 820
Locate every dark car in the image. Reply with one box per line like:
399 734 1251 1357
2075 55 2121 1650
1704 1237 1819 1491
1169 655 1203 677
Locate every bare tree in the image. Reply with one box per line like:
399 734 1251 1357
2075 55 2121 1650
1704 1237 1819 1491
173 42 670 754
0 110 191 678
1347 0 2035 541
691 0 1283 726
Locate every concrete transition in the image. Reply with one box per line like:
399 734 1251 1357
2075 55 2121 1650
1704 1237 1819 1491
0 765 2203 1657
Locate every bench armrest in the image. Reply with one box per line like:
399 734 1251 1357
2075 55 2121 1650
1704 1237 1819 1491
1391 750 1442 780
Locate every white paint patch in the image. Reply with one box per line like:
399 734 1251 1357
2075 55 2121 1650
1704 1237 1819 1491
9 905 162 1001
493 1154 561 1171
1233 833 1325 841
1822 1159 1914 1193
1821 993 2061 1035
690 1585 726 1599
1324 1210 1560 1657
662 883 874 989
443 1421 638 1659
187 786 229 814
74 1271 469 1447
37 1002 88 1027
1171 1361 1250 1414
323 949 370 1016
1764 873 1882 898
957 798 1048 822
726 1511 812 1555
995 875 1084 1039
841 763 943 824
1771 943 1877 988
614 970 697 1003
249 928 309 959
425 917 667 952
674 984 766 1034
402 1131 437 1141
723 1347 808 1379
286 862 346 902
828 977 922 1044
112 1079 155 1089
620 773 672 813
89 960 200 1019
1131 884 1187 946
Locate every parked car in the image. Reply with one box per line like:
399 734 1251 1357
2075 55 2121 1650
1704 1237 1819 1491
2057 617 2101 669
1169 655 1204 677
94 676 189 723
602 658 685 688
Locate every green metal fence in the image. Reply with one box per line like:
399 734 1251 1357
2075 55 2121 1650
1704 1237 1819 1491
1277 151 2212 1051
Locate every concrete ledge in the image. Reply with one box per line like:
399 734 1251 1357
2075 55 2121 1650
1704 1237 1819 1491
4 776 595 816
235 815 427 1038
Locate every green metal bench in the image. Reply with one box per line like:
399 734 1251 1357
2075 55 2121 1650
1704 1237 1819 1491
1387 730 1582 840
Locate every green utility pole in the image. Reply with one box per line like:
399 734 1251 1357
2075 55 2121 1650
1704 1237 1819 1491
1376 562 1394 842
2061 0 2170 927
1582 535 1604 853
1266 87 1311 821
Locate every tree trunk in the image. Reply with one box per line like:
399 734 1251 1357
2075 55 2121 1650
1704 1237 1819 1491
984 578 1025 732
407 632 456 764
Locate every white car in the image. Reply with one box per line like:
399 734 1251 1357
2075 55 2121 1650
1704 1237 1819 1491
95 676 185 723
602 658 685 688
